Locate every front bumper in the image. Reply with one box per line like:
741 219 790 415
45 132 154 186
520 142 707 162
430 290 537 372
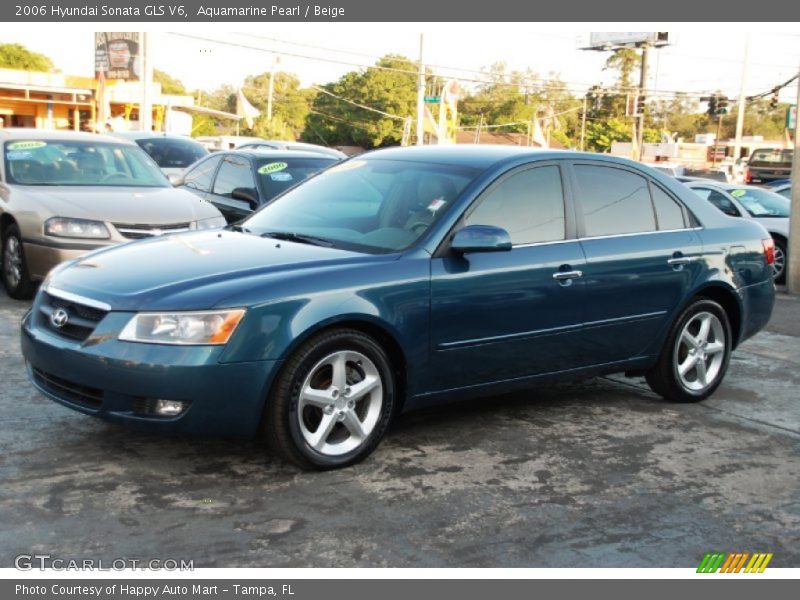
23 240 106 281
20 309 280 437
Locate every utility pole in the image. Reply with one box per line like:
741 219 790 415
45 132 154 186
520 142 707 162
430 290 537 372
140 32 153 132
580 95 588 151
266 54 277 122
712 114 723 166
733 34 750 165
637 44 649 161
788 65 800 294
416 33 425 146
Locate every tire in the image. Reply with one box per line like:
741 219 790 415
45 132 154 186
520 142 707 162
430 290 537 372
645 298 732 403
265 328 396 470
1 223 35 300
772 236 787 284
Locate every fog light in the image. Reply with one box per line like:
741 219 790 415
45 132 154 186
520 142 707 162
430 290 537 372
154 399 187 416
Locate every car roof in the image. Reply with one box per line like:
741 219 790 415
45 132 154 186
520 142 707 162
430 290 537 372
111 132 204 143
0 128 135 145
217 149 341 160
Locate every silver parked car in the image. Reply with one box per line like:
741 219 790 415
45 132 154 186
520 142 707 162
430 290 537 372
0 129 226 299
685 181 790 282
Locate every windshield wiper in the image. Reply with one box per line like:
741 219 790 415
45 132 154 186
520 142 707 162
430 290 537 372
260 231 334 247
226 223 252 233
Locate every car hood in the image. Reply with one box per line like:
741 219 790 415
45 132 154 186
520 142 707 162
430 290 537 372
47 231 392 310
22 186 220 223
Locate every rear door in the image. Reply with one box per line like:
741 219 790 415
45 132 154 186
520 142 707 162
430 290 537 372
569 162 703 363
428 162 588 391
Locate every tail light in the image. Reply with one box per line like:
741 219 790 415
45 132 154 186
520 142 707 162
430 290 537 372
762 238 775 265
744 167 752 184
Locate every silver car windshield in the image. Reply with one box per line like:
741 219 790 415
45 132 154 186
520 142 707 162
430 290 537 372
3 140 169 187
729 187 790 218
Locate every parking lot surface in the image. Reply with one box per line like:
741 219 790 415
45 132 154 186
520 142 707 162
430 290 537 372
1 287 799 568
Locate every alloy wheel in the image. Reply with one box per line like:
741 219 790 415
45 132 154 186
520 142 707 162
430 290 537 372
673 311 726 392
297 350 383 456
772 243 785 280
3 235 22 289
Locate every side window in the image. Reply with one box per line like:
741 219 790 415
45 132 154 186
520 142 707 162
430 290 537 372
693 187 740 217
574 165 655 237
212 156 255 198
465 165 565 245
183 155 221 192
651 184 687 230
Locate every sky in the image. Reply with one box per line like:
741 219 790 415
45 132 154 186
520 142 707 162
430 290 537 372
2 24 799 102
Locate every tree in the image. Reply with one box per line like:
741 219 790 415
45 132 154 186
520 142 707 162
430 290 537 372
304 55 418 148
0 43 54 72
154 69 186 95
240 71 312 138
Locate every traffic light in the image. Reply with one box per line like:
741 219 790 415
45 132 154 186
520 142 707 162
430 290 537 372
769 87 780 109
706 95 718 117
636 95 646 115
716 96 729 115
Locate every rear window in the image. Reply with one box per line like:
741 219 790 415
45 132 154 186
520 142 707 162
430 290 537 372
135 138 208 169
255 157 337 201
749 149 792 166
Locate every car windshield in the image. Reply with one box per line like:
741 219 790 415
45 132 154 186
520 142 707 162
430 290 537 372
135 138 208 169
243 158 480 253
749 149 792 166
254 156 337 202
3 139 169 187
729 187 790 217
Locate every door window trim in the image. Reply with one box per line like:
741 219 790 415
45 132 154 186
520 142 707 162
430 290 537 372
436 160 576 256
567 160 696 240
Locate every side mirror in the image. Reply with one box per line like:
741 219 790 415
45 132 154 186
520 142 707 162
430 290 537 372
451 225 512 254
231 187 259 210
167 173 183 186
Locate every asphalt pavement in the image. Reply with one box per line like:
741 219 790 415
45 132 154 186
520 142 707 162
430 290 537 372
1 286 798 568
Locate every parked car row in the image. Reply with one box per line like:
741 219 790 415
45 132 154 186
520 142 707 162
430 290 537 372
0 129 343 299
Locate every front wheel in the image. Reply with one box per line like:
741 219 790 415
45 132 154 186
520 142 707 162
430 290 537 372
265 328 396 470
2 223 36 300
646 299 732 403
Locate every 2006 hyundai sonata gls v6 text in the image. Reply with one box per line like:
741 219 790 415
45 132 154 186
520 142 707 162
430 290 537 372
21 146 776 470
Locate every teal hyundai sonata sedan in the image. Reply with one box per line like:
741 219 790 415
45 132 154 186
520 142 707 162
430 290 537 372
21 146 776 470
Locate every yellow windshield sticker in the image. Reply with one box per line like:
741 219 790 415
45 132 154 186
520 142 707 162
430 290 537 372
730 189 746 197
258 162 288 175
7 141 47 151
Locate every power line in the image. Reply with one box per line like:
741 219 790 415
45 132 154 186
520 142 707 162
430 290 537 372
311 86 406 120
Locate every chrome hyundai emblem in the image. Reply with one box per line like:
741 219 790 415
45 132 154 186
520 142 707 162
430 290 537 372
50 308 69 328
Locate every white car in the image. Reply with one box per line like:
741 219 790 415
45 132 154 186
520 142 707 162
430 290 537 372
686 181 790 282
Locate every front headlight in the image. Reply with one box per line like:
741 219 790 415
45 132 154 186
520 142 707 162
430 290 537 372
45 217 110 239
119 309 246 345
194 216 227 230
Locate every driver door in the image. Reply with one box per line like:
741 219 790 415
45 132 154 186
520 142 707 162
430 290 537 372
428 163 587 392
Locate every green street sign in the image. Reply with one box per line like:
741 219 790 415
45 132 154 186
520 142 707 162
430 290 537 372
424 96 440 103
787 105 797 130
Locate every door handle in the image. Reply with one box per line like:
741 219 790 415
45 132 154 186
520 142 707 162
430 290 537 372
552 270 583 281
667 257 692 266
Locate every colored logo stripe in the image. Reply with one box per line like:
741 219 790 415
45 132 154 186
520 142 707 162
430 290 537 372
697 552 773 573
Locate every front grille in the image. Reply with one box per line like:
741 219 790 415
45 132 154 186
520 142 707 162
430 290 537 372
38 292 108 341
113 222 191 240
32 367 104 408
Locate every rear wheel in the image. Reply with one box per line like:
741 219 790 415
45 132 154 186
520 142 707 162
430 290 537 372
646 299 732 403
772 237 787 284
2 223 35 300
266 328 396 470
